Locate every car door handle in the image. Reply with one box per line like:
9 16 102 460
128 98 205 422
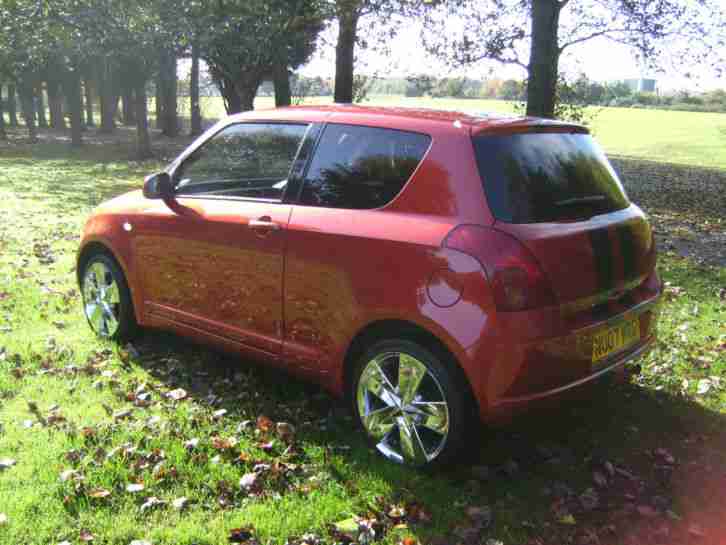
249 217 280 231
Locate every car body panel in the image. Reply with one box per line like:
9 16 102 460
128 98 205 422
78 104 662 423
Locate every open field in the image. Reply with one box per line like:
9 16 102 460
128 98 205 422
199 95 726 171
0 116 725 544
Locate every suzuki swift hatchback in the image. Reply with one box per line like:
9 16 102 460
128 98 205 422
78 105 662 467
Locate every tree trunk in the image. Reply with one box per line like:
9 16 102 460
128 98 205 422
0 86 6 139
134 78 152 159
99 59 117 133
35 85 48 128
121 83 135 125
84 75 95 127
190 39 202 136
526 0 561 119
234 70 263 112
7 85 19 126
273 60 292 107
334 5 359 103
160 49 179 137
216 74 242 114
18 80 38 142
63 67 83 147
155 75 163 129
46 77 66 130
238 86 257 112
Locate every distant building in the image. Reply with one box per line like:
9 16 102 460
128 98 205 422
623 78 657 93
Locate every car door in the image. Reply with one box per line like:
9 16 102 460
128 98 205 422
134 121 310 356
282 123 434 374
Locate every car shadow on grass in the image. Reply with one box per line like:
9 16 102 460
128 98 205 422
124 328 726 545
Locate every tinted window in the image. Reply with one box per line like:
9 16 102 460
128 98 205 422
175 123 308 199
473 133 629 223
300 124 430 209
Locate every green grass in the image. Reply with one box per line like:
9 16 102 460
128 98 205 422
204 95 726 170
1 129 725 544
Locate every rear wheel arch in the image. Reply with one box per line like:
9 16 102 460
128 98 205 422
342 319 479 416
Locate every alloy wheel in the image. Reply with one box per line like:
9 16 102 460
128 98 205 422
356 351 450 465
82 261 121 338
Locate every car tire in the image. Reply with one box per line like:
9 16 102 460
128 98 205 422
80 252 137 342
352 338 473 468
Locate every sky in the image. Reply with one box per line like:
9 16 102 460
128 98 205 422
299 6 726 92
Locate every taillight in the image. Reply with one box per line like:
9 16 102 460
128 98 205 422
444 225 556 312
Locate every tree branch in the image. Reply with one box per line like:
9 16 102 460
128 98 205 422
559 27 630 53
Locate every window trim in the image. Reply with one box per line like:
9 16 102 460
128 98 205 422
291 121 433 211
167 120 313 204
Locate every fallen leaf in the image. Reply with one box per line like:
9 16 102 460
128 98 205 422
696 378 712 395
126 483 145 493
388 505 406 519
60 469 83 482
167 388 188 401
256 415 273 432
88 488 112 499
228 526 255 543
212 436 238 450
140 496 166 512
113 409 133 421
0 458 16 470
79 529 95 542
276 422 295 442
240 472 258 490
172 497 189 511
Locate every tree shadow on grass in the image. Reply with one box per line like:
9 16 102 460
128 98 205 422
126 329 726 545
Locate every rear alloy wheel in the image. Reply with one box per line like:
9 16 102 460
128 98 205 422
81 253 136 341
354 340 470 467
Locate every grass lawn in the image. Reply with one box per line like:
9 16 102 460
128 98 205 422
0 127 725 545
204 95 726 171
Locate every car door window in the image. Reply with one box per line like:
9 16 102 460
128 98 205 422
175 123 308 200
299 124 431 209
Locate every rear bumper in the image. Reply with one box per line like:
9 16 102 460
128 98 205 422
494 334 654 407
475 293 662 422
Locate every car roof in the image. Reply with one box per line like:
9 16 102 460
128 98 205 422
228 104 588 136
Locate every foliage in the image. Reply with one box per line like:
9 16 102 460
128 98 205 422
421 0 726 117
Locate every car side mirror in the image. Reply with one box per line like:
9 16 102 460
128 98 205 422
143 172 173 200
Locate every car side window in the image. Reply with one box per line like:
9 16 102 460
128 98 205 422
175 123 308 200
299 124 431 209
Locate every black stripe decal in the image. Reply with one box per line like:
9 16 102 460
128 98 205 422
617 223 637 283
589 228 614 293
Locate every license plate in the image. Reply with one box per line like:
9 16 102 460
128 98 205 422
591 317 640 363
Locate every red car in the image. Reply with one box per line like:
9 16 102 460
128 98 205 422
78 105 662 467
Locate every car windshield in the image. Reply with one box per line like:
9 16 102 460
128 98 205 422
472 132 630 223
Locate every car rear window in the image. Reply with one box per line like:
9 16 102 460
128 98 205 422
299 124 431 209
472 132 630 223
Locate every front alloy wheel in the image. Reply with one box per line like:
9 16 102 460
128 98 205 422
80 253 136 341
83 261 121 337
355 340 469 467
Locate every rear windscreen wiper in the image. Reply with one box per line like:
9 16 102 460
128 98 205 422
555 195 606 206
